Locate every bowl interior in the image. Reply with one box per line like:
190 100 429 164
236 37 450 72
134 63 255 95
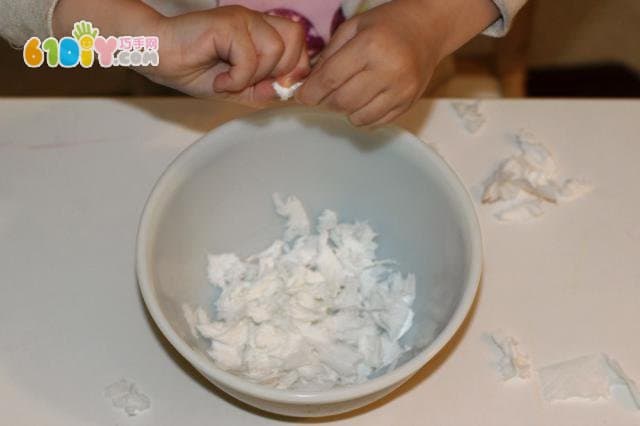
141 108 479 395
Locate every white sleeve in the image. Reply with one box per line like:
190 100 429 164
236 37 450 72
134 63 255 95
0 0 60 46
482 0 528 37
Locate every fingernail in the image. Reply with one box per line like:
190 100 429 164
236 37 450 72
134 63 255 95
213 73 232 92
279 75 295 87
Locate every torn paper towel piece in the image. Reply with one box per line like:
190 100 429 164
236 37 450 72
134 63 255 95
494 200 544 223
272 192 311 241
538 353 640 409
273 81 303 101
451 101 486 134
606 357 640 409
184 304 210 339
186 194 417 391
104 379 151 416
487 332 532 380
482 130 592 222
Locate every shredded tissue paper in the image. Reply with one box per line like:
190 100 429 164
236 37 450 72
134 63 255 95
486 333 640 410
482 130 592 222
451 100 486 134
184 194 416 391
104 379 151 416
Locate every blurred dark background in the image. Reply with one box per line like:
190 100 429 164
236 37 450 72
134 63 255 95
1 0 639 98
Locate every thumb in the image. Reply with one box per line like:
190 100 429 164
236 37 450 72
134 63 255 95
277 50 311 88
213 30 258 92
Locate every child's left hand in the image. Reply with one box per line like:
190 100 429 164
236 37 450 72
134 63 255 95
296 0 498 126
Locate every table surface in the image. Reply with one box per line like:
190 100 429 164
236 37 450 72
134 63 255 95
1 98 639 426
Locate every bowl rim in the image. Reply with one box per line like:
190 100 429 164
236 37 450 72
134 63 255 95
136 106 483 405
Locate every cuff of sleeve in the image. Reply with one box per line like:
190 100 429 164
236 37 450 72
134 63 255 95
482 0 527 38
46 0 61 37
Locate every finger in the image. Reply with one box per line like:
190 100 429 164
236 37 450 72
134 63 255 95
276 46 310 93
314 19 358 67
281 50 310 86
248 21 285 84
213 31 258 92
263 15 309 79
296 36 367 106
349 92 402 127
368 103 412 128
216 79 277 107
320 71 384 114
241 79 280 105
252 79 280 103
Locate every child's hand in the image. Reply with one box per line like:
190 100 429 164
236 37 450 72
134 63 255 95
53 1 310 105
147 6 310 105
296 0 498 126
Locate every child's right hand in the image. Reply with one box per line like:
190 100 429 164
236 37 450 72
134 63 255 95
147 6 310 104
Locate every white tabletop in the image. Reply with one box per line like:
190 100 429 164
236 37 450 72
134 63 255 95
1 98 639 425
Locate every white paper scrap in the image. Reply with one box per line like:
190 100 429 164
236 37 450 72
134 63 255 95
104 379 151 416
451 100 486 134
538 353 640 409
487 332 532 380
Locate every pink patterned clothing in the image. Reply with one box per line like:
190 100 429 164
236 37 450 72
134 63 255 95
1 0 528 49
136 0 381 58
220 0 343 43
219 0 382 57
217 0 530 57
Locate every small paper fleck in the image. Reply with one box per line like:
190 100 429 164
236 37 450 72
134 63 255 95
104 379 151 416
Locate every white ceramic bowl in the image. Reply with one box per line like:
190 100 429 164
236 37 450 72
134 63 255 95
137 107 482 417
